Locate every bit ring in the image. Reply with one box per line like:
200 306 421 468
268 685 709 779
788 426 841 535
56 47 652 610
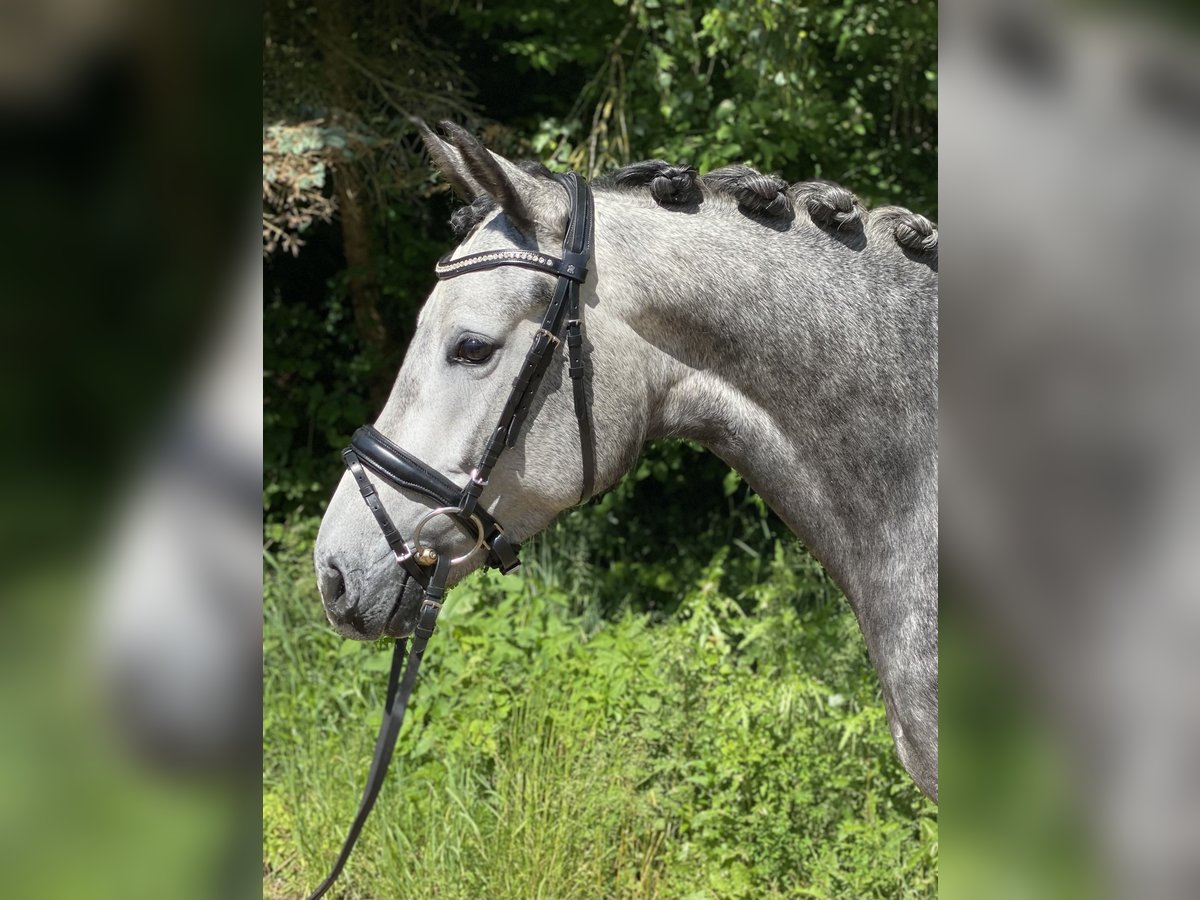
410 507 486 566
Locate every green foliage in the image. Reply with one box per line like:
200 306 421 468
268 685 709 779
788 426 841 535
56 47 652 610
263 0 937 520
262 123 345 255
504 0 937 214
264 516 937 898
263 198 447 517
263 272 374 515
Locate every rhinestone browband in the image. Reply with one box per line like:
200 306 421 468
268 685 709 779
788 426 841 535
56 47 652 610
434 248 562 279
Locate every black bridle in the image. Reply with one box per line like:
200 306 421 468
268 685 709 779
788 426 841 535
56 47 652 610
305 173 596 900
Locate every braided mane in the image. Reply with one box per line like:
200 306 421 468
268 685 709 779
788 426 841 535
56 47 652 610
450 158 937 257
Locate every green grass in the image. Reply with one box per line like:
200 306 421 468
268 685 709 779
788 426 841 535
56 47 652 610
264 515 937 899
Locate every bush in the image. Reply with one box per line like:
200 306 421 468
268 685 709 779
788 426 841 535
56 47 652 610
263 512 937 899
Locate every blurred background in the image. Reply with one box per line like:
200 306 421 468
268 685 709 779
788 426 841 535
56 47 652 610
0 0 260 898
940 3 1200 899
0 0 1196 898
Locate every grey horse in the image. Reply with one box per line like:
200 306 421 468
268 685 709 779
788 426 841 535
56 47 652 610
315 123 938 800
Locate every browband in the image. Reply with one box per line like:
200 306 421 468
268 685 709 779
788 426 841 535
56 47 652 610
434 247 590 283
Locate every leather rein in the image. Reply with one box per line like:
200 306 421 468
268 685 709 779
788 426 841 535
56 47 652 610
305 172 596 899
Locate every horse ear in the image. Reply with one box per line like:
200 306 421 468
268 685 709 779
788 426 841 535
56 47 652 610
413 118 485 202
435 121 567 236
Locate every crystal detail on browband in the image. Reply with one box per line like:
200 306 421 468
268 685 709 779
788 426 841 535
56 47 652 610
435 249 558 278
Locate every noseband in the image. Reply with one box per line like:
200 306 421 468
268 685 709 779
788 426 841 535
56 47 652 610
306 173 596 899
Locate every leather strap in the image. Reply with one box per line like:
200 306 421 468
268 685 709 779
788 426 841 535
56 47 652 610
559 171 596 502
350 426 520 573
566 305 595 503
351 425 464 506
504 309 569 447
343 448 426 583
305 555 449 900
456 173 597 501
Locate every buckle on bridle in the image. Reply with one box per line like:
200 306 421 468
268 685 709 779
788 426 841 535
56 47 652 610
535 327 560 348
469 467 488 487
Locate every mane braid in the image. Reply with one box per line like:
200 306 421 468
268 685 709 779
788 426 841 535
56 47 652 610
702 165 792 218
604 160 702 207
871 207 939 255
446 157 936 257
791 180 865 231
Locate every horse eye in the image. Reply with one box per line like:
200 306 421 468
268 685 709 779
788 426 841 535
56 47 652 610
455 336 494 363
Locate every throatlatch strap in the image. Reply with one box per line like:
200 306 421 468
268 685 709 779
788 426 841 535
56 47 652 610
305 555 449 900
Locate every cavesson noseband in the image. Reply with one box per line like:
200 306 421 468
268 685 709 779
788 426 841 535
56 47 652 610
306 172 596 899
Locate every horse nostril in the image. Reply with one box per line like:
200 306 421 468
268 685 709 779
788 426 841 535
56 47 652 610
319 559 371 634
319 560 348 606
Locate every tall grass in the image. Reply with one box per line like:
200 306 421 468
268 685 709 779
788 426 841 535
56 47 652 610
264 513 936 899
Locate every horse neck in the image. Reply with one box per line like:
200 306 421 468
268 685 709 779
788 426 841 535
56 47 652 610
590 192 938 598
